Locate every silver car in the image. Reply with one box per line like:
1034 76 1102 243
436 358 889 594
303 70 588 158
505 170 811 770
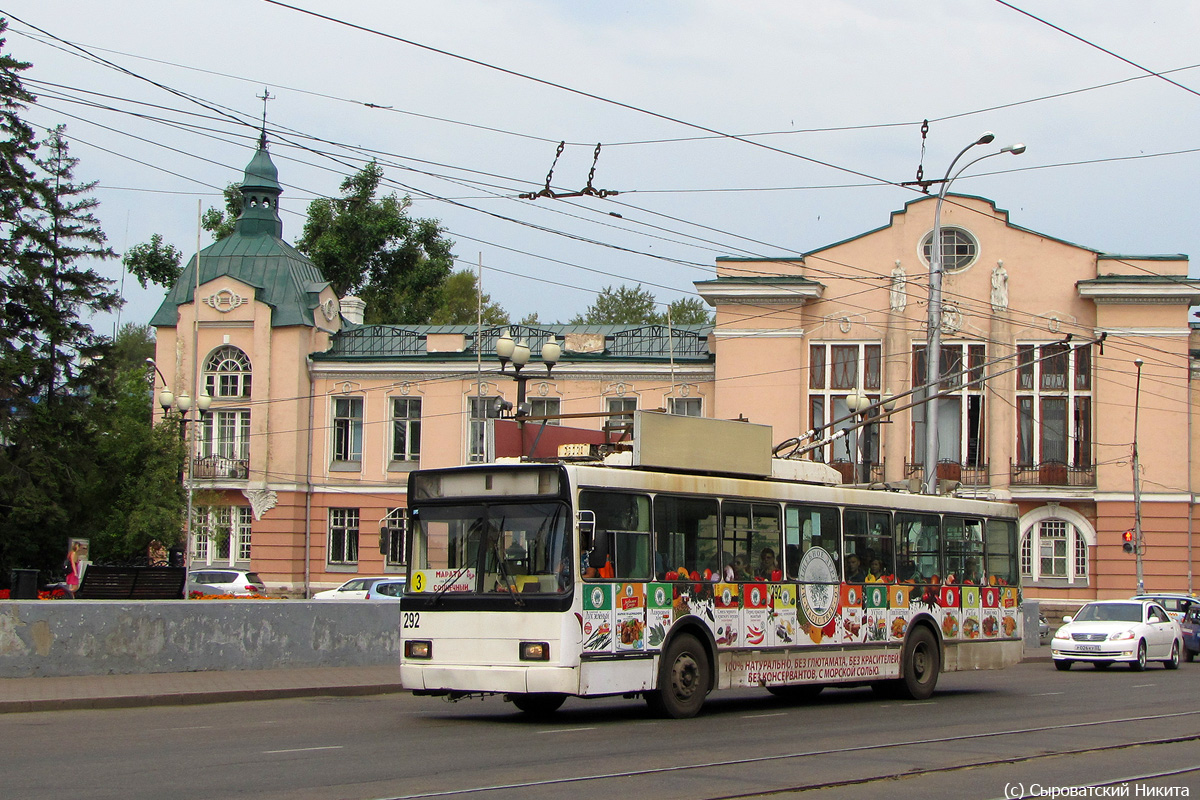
186 568 266 597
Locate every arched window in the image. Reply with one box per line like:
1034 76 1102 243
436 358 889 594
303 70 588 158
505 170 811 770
1020 517 1089 584
204 346 252 398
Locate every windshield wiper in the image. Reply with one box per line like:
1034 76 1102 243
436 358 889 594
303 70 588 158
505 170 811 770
492 517 523 607
430 562 473 606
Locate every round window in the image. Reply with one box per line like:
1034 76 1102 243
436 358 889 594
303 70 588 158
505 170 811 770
921 227 978 272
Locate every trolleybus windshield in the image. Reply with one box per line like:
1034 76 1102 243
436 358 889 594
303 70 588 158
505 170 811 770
410 501 571 596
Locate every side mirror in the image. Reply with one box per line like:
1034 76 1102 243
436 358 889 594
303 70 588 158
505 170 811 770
1062 615 1073 624
577 510 596 551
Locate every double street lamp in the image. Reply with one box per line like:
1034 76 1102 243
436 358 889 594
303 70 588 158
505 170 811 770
846 390 896 484
494 329 561 444
923 132 1025 494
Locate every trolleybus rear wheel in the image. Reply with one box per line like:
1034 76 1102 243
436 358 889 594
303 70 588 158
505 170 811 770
898 625 940 700
648 633 710 719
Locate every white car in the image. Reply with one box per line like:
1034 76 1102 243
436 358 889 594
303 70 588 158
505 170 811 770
1051 599 1184 671
363 578 407 601
312 576 393 600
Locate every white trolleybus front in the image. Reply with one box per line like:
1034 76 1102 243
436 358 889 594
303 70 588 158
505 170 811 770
400 413 1022 718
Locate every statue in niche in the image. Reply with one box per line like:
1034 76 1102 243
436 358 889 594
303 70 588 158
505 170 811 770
991 260 1009 312
889 261 907 312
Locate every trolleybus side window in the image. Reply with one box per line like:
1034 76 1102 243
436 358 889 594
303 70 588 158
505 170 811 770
985 518 1018 585
654 495 719 580
783 504 840 580
895 513 940 583
945 516 985 584
843 509 894 582
722 502 781 581
578 491 652 580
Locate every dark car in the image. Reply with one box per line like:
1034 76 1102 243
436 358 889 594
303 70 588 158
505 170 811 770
1182 605 1200 662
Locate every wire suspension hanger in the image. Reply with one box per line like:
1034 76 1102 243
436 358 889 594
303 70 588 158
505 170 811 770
519 141 619 200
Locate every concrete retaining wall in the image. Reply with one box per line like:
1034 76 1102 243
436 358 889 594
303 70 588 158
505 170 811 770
0 601 399 678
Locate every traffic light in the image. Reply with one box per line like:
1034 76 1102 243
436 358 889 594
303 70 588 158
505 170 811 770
1122 530 1134 553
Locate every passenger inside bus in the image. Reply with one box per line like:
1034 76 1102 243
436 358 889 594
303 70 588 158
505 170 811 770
845 553 866 582
756 548 779 580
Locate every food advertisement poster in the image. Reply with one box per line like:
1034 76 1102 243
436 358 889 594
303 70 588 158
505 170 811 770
960 585 982 639
714 583 740 646
862 583 889 642
981 586 1001 638
839 583 864 643
646 583 672 650
769 584 799 647
887 583 910 641
981 586 1000 610
614 583 646 651
743 582 771 647
582 583 614 654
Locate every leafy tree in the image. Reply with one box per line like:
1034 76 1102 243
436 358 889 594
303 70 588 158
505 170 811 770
430 269 508 325
664 296 713 326
200 182 242 241
296 161 456 325
122 233 182 289
518 312 542 326
572 284 658 325
571 284 713 326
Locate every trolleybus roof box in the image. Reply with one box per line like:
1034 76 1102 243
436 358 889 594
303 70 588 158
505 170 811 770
629 411 773 477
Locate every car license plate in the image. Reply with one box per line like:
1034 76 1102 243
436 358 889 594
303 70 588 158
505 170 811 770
1077 644 1101 652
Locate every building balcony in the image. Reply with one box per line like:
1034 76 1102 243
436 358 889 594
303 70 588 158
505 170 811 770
829 460 885 484
1010 460 1095 488
905 460 991 487
192 455 250 480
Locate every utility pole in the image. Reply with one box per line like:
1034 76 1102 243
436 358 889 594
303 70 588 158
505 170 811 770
1132 358 1145 594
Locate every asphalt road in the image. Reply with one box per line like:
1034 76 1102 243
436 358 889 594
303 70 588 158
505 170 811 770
6 660 1198 800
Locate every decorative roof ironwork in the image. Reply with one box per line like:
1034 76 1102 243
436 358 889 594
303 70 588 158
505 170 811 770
609 325 708 357
324 326 425 357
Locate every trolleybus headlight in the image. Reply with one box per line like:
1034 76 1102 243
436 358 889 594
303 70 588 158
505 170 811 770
520 641 550 661
405 640 432 659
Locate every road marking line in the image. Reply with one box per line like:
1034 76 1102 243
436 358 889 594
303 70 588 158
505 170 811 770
1032 692 1064 696
263 746 345 754
1133 684 1156 688
537 727 596 734
741 712 787 719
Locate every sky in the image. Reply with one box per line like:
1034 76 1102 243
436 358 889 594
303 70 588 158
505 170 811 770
3 0 1199 334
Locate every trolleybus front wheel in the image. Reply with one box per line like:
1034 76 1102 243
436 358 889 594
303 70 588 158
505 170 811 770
647 633 710 719
510 693 566 716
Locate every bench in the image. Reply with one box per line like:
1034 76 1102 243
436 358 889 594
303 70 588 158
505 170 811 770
75 566 187 600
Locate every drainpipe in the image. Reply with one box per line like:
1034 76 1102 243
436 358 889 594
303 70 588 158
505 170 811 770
304 353 315 598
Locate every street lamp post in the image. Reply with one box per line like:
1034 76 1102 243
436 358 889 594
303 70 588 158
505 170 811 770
1132 358 1145 594
151 361 212 567
495 329 560 455
923 133 1026 494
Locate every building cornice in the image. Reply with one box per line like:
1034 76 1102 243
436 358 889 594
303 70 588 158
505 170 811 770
1077 278 1200 305
695 278 824 306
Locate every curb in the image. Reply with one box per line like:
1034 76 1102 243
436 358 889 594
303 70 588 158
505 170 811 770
0 682 407 715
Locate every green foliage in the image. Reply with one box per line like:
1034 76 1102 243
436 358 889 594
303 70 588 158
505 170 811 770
296 162 456 324
200 183 242 241
122 233 182 289
571 284 713 326
430 269 508 325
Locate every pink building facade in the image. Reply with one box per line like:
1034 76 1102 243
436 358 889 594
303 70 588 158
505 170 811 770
152 144 1200 603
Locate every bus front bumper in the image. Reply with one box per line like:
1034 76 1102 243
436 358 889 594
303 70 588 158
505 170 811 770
402 663 580 695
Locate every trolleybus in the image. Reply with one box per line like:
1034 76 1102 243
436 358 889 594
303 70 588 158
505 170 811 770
400 414 1021 718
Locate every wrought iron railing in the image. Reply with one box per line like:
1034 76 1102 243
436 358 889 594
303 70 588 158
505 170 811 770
1010 460 1095 487
905 460 991 487
829 460 885 484
193 455 249 480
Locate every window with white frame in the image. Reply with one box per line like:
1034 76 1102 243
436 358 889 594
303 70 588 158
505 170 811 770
669 397 702 417
384 507 407 566
606 396 637 438
1016 342 1092 467
328 508 359 565
390 397 421 462
1020 519 1089 583
920 226 979 272
529 397 561 422
808 342 881 464
192 506 252 565
333 397 363 464
467 395 501 462
911 342 987 467
204 346 252 399
201 409 250 461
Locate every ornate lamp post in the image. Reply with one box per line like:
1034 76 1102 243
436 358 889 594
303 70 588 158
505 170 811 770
150 359 212 567
495 329 560 448
924 133 1025 493
846 390 896 484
